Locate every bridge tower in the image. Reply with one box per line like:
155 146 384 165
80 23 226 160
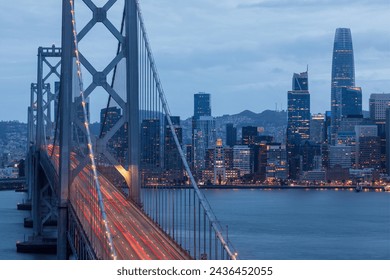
22 45 61 253
58 0 141 259
24 0 237 260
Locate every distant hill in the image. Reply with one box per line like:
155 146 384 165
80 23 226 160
0 121 27 139
215 109 287 128
181 110 287 144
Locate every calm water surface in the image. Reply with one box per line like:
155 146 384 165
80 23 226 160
0 189 389 260
0 191 55 260
203 189 390 260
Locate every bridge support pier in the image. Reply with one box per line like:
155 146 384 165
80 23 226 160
57 0 74 260
126 0 141 206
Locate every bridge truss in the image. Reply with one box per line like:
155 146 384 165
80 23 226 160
27 0 237 260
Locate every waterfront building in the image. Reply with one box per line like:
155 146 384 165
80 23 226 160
253 142 268 181
266 143 288 181
355 125 379 169
214 139 226 184
330 28 356 144
357 136 381 169
301 170 326 182
300 140 321 172
233 145 251 176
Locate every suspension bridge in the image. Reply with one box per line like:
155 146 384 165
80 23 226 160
22 0 237 260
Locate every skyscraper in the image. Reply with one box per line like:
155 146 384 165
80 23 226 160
341 87 362 117
330 28 355 144
226 123 237 147
192 92 215 173
141 119 161 169
369 93 390 173
100 106 127 163
194 92 211 118
369 93 390 121
310 113 325 144
287 71 311 142
287 70 310 179
164 116 183 180
242 126 258 145
193 116 216 171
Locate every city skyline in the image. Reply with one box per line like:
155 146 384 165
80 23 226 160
0 0 389 122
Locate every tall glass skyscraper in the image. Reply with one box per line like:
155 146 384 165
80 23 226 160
194 92 211 118
330 28 355 144
192 92 215 173
287 70 310 179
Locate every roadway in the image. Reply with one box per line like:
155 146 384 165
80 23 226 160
48 145 190 260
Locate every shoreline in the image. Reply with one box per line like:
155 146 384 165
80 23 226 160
142 185 386 191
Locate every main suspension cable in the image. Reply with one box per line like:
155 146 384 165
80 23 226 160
69 0 117 260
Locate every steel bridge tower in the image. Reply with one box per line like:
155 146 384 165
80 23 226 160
58 0 142 259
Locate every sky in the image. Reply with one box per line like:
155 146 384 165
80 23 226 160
0 0 389 122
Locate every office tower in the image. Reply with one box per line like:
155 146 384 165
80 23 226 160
141 119 161 169
224 147 234 170
300 140 321 172
253 142 268 181
242 126 258 145
369 93 390 121
100 106 127 162
266 143 288 180
386 108 390 175
357 137 381 169
226 123 237 147
287 70 310 179
73 99 89 144
310 113 325 144
233 146 251 176
369 93 390 173
214 139 226 184
287 71 311 141
186 144 193 169
100 106 121 136
324 111 332 144
194 92 211 118
164 116 183 181
192 93 215 172
355 125 380 169
341 87 362 117
192 116 216 171
329 145 352 168
330 28 355 144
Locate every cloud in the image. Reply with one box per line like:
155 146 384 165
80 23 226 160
238 0 389 9
0 0 389 121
